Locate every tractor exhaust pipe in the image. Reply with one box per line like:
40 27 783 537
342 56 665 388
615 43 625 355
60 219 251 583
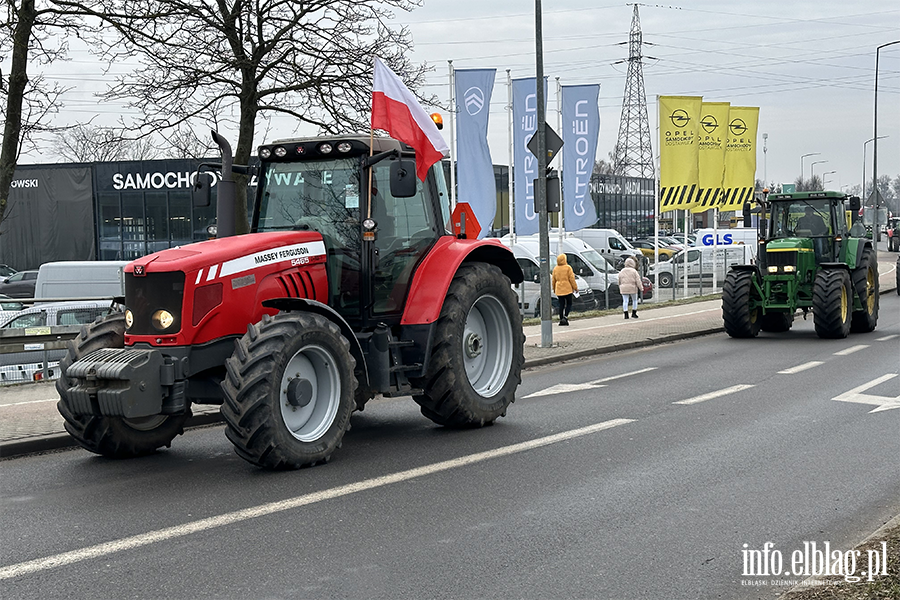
211 130 237 239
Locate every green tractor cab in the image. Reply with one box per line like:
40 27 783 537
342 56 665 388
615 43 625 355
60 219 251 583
723 191 878 339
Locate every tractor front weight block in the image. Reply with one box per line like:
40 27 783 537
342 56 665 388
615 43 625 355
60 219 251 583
63 348 183 419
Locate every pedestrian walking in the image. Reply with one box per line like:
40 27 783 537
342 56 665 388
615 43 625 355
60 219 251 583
619 256 642 319
551 253 577 326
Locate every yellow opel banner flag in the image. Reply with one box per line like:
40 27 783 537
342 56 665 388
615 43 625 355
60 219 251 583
659 95 702 213
691 102 730 214
718 106 759 211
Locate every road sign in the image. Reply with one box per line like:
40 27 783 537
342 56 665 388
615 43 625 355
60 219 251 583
781 183 796 193
527 123 564 163
451 202 482 239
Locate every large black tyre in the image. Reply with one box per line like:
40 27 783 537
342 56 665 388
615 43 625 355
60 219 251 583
722 270 760 338
221 312 356 470
813 269 852 339
411 263 525 427
759 310 793 332
56 313 190 458
850 247 878 333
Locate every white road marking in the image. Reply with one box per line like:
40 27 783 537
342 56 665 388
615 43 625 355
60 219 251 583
832 373 900 413
673 384 755 405
0 399 57 407
523 383 606 398
876 334 898 342
524 307 719 340
589 367 658 384
0 418 636 580
778 361 824 374
833 345 869 356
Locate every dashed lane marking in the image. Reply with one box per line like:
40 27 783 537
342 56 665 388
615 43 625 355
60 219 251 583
876 334 898 342
0 418 637 580
673 384 755 405
833 345 869 356
0 399 57 408
778 361 824 375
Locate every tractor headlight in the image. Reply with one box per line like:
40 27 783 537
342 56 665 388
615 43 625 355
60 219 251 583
274 146 287 158
337 142 352 153
124 310 134 329
783 265 796 273
767 266 779 273
152 309 175 331
319 143 333 154
259 147 271 159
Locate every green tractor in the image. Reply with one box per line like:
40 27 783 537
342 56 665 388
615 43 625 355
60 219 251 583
723 191 878 339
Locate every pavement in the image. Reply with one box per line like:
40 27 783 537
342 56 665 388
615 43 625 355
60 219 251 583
1 255 897 460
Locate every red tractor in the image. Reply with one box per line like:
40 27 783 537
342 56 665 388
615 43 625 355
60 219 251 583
57 132 525 469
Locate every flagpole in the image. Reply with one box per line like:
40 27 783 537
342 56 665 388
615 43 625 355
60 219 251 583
449 60 456 210
654 95 660 296
508 69 515 245
556 77 563 248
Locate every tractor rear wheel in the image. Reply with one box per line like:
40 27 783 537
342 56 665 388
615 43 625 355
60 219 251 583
722 270 761 338
56 313 190 458
813 269 852 339
411 263 524 427
221 312 356 470
759 310 793 332
850 247 878 333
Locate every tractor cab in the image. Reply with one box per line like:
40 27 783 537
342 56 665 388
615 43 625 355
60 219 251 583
252 136 451 329
766 193 849 263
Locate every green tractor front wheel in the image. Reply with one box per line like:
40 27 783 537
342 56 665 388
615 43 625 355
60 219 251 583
722 270 761 338
813 269 852 339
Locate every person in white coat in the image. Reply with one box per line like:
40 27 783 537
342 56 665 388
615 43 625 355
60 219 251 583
618 257 642 319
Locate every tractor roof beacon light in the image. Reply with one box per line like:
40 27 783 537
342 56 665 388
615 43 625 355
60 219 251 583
431 113 444 130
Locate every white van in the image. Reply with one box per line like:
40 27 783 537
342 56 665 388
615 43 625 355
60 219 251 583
565 228 647 272
691 228 758 258
649 244 755 288
35 261 129 302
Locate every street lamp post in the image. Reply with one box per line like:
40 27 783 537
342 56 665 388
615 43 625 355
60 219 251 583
800 152 819 188
874 40 900 243
822 170 837 190
762 133 768 186
862 136 887 199
811 160 828 182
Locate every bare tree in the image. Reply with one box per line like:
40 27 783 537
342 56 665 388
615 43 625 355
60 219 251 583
79 0 427 233
0 0 86 233
52 122 164 162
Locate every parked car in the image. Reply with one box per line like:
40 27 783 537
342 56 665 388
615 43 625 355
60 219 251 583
0 264 16 278
0 270 38 299
0 300 118 384
631 239 676 261
0 294 25 323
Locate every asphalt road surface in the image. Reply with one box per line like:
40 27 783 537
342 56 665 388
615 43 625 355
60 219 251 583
1 294 898 600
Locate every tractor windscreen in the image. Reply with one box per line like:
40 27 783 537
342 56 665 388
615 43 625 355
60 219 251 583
769 199 832 239
256 158 361 247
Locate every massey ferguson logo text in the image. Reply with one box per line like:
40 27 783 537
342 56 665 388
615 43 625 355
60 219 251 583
254 246 310 265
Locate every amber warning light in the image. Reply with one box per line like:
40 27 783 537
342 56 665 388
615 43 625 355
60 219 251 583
431 113 443 130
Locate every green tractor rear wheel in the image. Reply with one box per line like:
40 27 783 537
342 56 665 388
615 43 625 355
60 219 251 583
813 269 852 339
850 247 878 333
722 270 761 338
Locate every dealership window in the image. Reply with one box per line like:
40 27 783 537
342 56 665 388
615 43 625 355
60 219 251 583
146 192 169 253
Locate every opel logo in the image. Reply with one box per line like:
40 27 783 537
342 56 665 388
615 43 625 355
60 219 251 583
464 87 485 116
669 109 690 128
729 118 748 136
700 114 718 133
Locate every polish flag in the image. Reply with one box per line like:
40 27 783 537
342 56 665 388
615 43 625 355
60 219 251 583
372 57 449 181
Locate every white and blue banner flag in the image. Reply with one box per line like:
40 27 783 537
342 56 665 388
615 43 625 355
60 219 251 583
512 77 548 237
561 84 600 231
455 68 496 238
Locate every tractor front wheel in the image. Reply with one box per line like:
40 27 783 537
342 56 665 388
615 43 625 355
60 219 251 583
813 269 852 339
56 313 190 458
412 263 525 427
722 270 761 338
850 247 878 333
221 312 356 470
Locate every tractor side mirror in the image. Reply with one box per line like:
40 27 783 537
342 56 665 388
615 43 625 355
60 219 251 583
849 196 861 212
390 160 417 198
742 202 752 228
192 172 211 207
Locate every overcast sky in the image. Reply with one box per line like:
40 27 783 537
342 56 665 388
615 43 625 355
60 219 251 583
401 0 900 193
11 0 900 195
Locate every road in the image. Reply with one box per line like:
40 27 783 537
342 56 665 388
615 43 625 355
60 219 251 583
1 293 898 599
